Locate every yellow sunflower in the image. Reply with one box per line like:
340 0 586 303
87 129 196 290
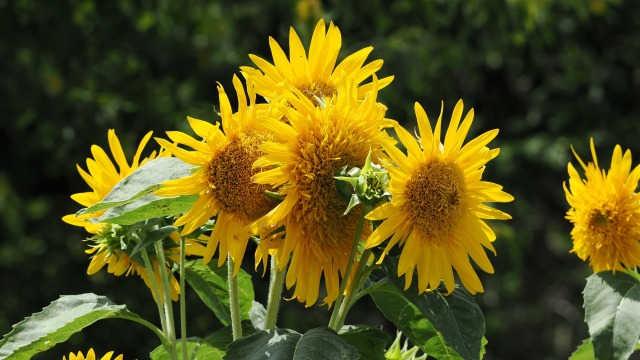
564 138 640 271
246 76 396 307
366 100 513 295
63 349 123 360
155 74 280 275
63 130 205 302
240 18 393 105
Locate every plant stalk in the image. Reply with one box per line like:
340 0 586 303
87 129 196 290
264 255 287 329
333 248 372 330
179 236 187 360
328 205 371 331
154 241 179 360
228 255 243 340
141 247 168 335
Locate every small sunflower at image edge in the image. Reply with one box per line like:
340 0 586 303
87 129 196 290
366 100 513 295
246 75 396 307
63 130 205 302
155 74 280 275
564 138 640 271
241 18 393 106
63 349 123 360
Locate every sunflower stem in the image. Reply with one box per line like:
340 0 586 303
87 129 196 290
140 247 170 354
154 241 179 360
179 236 187 360
329 204 371 331
264 255 287 329
334 248 372 329
228 255 243 340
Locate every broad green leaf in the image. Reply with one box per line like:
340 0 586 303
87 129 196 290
81 157 196 215
224 329 300 360
150 337 200 360
197 322 256 359
184 259 254 326
224 327 359 360
369 280 462 360
339 325 390 360
293 327 360 359
129 225 177 257
584 271 640 360
0 293 161 360
96 194 198 225
377 256 485 360
569 339 594 360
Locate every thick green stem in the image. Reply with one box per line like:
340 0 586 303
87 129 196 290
154 241 178 360
179 236 187 360
328 205 371 331
264 255 287 329
333 248 372 330
141 248 168 335
228 255 242 340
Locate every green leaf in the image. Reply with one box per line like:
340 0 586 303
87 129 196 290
369 280 462 360
81 157 196 215
569 339 594 360
150 337 201 360
293 327 360 359
184 259 254 326
338 325 390 360
197 322 256 359
225 328 300 360
96 194 198 225
224 327 359 360
584 271 640 360
372 256 485 360
0 293 161 360
129 225 177 257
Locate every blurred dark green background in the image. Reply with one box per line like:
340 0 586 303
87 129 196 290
2 0 638 358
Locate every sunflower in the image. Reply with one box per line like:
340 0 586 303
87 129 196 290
246 76 395 307
564 138 640 271
155 75 280 275
63 130 205 302
366 100 513 295
240 18 393 106
63 349 123 360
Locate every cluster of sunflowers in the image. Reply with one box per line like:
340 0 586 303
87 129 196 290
4 18 640 360
65 18 512 310
55 18 513 359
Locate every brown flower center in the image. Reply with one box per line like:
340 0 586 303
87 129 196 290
208 130 276 220
406 160 466 243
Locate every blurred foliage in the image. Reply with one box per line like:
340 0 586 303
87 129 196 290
1 0 639 359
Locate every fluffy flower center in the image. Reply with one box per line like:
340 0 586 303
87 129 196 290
291 127 370 248
586 206 629 248
406 160 466 242
300 81 337 105
208 131 275 220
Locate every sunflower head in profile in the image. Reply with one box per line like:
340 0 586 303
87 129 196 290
63 130 205 303
63 349 123 360
240 18 393 108
247 75 396 307
564 138 640 272
155 74 282 275
366 100 513 295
